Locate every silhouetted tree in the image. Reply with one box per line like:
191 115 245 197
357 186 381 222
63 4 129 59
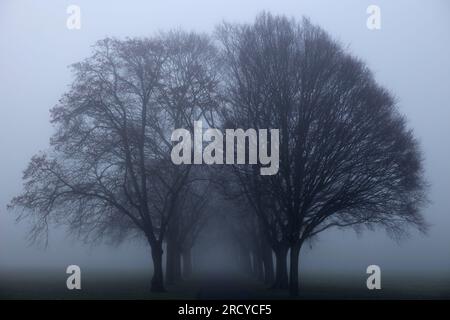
166 170 211 282
179 178 211 279
214 172 275 285
9 31 219 292
217 13 428 296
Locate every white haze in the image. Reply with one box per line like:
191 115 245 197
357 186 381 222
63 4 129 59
0 0 449 280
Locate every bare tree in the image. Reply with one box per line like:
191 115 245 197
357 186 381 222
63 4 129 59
9 31 219 293
165 169 211 283
178 176 211 279
217 13 428 296
212 168 276 285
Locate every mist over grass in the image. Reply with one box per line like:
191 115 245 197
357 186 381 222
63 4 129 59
1 267 449 299
1 0 450 299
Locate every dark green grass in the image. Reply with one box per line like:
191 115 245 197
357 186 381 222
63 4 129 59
1 268 449 300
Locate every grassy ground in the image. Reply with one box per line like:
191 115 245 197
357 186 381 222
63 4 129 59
1 268 449 299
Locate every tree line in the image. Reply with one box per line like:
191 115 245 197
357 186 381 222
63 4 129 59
9 12 427 297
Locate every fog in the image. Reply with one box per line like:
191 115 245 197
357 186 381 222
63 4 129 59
0 0 449 283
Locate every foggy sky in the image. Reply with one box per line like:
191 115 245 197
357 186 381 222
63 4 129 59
1 0 449 278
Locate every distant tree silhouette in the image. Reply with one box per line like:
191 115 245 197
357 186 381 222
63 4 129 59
9 32 219 292
166 169 211 283
216 13 428 296
214 171 275 284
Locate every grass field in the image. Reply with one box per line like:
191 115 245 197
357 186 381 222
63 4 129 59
1 268 449 300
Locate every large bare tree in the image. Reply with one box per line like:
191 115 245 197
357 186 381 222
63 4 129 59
216 13 428 296
9 31 219 292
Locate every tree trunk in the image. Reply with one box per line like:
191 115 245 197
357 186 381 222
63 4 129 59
166 216 182 284
272 245 288 289
166 238 175 284
238 244 252 274
174 247 182 281
289 243 301 297
166 237 182 284
262 244 274 285
151 243 165 292
182 248 193 278
252 250 264 281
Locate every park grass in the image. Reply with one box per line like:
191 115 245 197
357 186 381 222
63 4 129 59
1 267 449 300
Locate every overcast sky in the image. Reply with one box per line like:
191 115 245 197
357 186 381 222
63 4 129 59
0 0 449 280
